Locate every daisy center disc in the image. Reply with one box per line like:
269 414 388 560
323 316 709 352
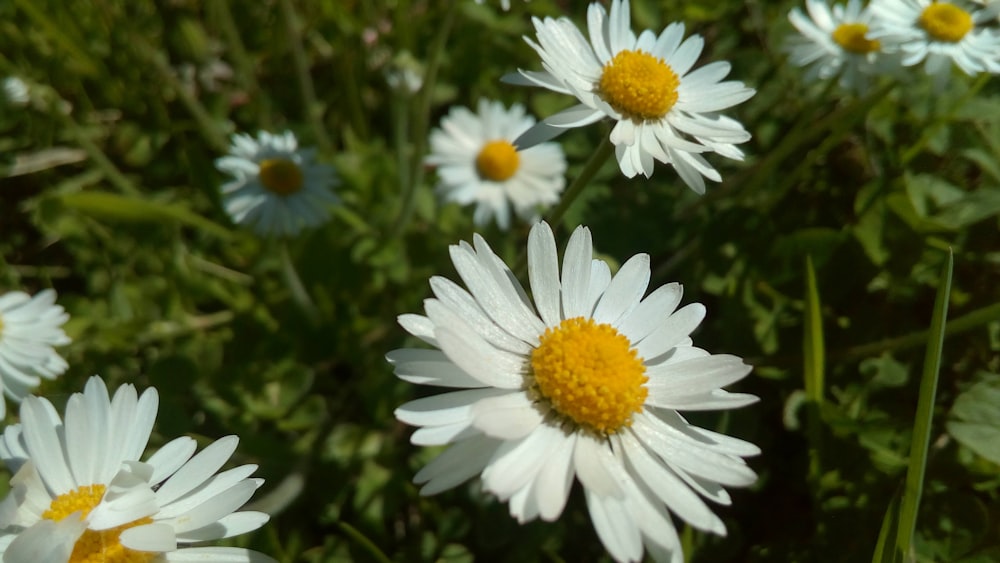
258 158 304 195
598 50 680 121
530 317 648 435
919 3 973 42
43 484 156 563
831 22 880 53
475 140 520 181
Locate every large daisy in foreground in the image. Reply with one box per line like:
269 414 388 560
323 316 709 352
507 0 755 193
868 0 1000 83
216 130 339 238
0 289 70 419
426 99 566 230
0 376 274 562
388 222 759 562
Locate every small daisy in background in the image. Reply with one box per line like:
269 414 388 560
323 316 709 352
0 376 275 562
0 289 70 419
426 99 566 230
473 0 529 11
388 221 759 563
508 0 755 193
868 0 1000 84
216 130 339 238
2 77 29 107
786 0 894 92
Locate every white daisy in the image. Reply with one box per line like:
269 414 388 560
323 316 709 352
786 0 895 91
426 99 567 230
388 222 759 563
507 0 755 193
473 0 528 11
868 0 1000 82
0 376 274 563
2 77 29 107
215 130 339 238
0 289 70 419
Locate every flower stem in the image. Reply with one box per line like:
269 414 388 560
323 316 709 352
279 241 321 326
279 0 334 154
544 134 614 228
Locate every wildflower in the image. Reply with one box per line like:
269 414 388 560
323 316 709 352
0 289 70 419
426 99 566 229
509 0 755 193
2 77 29 107
389 222 759 562
216 130 339 238
0 376 275 562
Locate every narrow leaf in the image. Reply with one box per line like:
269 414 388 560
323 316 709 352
803 255 825 404
58 191 233 240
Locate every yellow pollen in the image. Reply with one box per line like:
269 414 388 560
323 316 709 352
599 50 680 121
475 140 520 181
831 23 880 54
919 2 973 43
530 317 648 435
258 158 304 195
43 485 156 563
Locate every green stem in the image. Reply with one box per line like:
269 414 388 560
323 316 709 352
901 73 990 166
544 135 614 228
279 241 321 326
279 0 334 153
213 0 273 128
336 522 393 563
55 110 141 197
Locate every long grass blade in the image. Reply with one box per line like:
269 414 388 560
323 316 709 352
803 255 825 479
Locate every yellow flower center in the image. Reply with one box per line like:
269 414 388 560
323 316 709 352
530 317 648 435
475 140 520 181
919 2 973 42
831 22 881 53
43 485 156 563
598 50 680 121
258 158 304 195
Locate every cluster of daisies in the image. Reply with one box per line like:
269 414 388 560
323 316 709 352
787 0 1000 91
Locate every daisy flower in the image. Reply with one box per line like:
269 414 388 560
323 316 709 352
0 376 274 563
473 0 528 11
0 289 70 419
426 99 567 230
215 130 339 238
388 222 759 563
868 0 1000 82
2 77 29 107
786 0 894 92
507 0 755 193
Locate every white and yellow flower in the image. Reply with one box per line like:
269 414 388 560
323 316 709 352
508 0 755 193
869 0 1000 82
216 130 339 238
0 289 70 419
786 0 895 91
426 99 566 230
0 376 274 562
389 222 759 563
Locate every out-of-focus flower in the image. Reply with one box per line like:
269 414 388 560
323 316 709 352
215 130 339 238
389 221 760 563
0 289 69 419
473 0 529 11
508 0 754 193
869 0 1000 84
786 0 897 91
426 100 566 230
0 376 275 562
2 77 29 106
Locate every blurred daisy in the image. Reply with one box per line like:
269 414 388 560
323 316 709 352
0 376 274 562
215 130 339 238
389 222 759 563
869 0 1000 82
473 0 528 10
0 289 70 419
2 77 29 106
507 0 755 193
786 0 894 91
426 99 567 230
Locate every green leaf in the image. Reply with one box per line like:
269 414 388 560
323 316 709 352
872 489 901 563
803 255 825 405
947 374 1000 464
895 249 953 560
931 189 1000 230
57 191 232 240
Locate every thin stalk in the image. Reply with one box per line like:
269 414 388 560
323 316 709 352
54 110 141 197
544 135 614 228
212 0 273 128
336 522 393 563
279 241 321 326
279 0 334 153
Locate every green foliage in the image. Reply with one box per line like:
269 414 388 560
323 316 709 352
2 0 1000 561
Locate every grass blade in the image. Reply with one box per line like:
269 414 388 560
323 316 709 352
803 255 825 479
894 249 953 560
872 488 901 563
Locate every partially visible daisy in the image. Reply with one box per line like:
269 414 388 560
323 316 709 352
868 0 1000 83
786 0 895 91
0 289 70 419
215 130 339 238
0 376 274 562
473 0 529 11
426 99 567 230
389 221 759 563
2 77 29 107
507 0 755 193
